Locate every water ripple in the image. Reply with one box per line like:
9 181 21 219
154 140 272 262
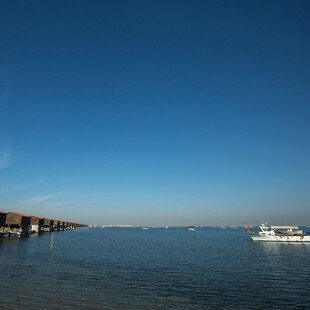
1 228 310 309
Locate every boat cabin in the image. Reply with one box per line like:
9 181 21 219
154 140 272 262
258 224 275 236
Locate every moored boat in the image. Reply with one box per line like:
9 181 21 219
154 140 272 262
245 223 310 242
186 226 195 231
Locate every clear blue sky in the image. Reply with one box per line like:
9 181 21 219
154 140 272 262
1 0 310 226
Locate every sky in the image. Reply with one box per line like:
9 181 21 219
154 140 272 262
0 0 310 226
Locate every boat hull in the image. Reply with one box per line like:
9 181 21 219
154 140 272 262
251 234 310 242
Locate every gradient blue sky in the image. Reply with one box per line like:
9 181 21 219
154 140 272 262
1 0 310 226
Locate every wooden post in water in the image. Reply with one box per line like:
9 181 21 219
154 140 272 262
50 232 53 254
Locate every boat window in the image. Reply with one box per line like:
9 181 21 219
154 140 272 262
262 227 271 231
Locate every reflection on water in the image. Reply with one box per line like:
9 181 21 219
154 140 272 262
0 228 310 309
259 239 310 252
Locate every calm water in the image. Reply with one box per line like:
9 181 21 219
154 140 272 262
1 227 310 309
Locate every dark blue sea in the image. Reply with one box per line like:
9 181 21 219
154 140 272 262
1 227 310 309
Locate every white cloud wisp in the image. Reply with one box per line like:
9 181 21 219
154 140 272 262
0 146 12 169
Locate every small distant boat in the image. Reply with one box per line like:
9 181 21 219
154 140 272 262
142 227 149 230
245 223 310 242
186 226 195 231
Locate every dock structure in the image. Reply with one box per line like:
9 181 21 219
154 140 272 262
0 211 6 233
29 216 44 233
50 219 57 232
54 220 60 231
3 212 31 235
42 218 51 232
0 211 87 237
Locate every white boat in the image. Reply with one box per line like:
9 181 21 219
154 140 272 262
245 223 310 242
186 226 195 231
142 227 149 230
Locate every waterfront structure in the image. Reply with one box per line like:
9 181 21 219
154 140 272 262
0 211 7 233
54 220 60 231
50 219 58 232
63 221 68 230
4 212 31 235
60 221 66 230
29 216 44 233
42 218 51 232
0 210 87 237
